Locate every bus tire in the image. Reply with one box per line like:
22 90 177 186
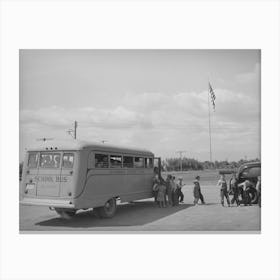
55 208 76 219
96 198 117 218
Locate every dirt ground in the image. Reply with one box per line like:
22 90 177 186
19 170 261 232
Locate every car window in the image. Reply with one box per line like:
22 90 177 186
240 166 261 179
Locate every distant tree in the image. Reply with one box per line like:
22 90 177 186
164 157 204 171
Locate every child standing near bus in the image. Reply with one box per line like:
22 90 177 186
152 174 160 203
157 183 167 208
176 177 185 203
165 174 173 207
193 180 200 205
171 176 179 206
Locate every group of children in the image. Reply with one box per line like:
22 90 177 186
152 174 205 208
152 173 261 208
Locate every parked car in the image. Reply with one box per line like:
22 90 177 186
219 161 261 204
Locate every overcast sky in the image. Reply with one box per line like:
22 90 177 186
19 49 260 161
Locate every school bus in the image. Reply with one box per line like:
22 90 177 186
20 141 158 218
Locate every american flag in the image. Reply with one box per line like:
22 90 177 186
209 82 216 111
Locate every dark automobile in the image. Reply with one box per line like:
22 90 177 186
219 161 261 204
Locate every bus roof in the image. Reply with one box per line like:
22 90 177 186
27 140 154 156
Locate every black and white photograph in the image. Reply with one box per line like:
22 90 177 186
19 49 261 232
1 1 280 280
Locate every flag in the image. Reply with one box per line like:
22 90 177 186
209 82 216 111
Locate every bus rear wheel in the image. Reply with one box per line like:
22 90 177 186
96 198 117 218
55 208 76 219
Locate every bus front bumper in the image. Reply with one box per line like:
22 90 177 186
20 197 75 209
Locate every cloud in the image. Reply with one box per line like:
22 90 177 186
20 106 70 128
20 105 151 130
236 63 260 84
20 87 259 136
20 87 260 161
212 88 259 122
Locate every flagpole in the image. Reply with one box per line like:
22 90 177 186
207 82 213 163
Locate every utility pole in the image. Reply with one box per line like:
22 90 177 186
74 121 77 139
207 87 213 163
176 150 187 172
67 121 78 139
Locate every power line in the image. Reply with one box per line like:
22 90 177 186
176 150 187 172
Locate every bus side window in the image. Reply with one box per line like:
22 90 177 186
145 158 153 168
110 155 122 168
149 158 154 168
134 157 144 168
95 154 109 168
123 156 133 168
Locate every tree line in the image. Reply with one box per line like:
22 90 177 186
162 157 260 172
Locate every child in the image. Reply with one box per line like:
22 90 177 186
157 183 167 208
230 173 240 206
165 174 173 207
193 180 200 205
171 176 179 206
217 174 230 207
176 177 185 203
194 175 205 204
152 174 160 203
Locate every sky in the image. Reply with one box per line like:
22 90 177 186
19 49 260 162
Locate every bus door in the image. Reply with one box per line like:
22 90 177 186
154 157 162 178
36 152 62 197
59 152 75 197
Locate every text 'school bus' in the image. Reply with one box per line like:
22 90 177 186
20 141 160 219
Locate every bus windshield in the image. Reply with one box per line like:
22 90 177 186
39 153 61 168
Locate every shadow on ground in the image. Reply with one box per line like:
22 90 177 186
35 201 193 229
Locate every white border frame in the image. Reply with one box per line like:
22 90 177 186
1 1 280 280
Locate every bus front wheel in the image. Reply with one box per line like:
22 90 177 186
96 198 117 218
